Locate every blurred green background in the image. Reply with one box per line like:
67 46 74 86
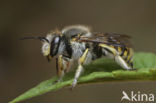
0 0 156 103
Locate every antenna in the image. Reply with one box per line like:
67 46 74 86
20 36 49 43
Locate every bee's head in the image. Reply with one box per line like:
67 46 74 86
43 33 61 58
21 33 62 61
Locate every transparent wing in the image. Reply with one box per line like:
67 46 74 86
79 33 133 48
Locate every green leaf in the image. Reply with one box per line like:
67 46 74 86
9 52 156 103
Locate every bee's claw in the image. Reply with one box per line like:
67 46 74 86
71 79 77 90
53 78 62 85
53 80 59 84
130 68 138 71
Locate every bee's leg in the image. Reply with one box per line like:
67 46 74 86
99 44 133 70
115 55 133 70
56 55 65 82
72 48 89 88
62 57 74 73
116 48 134 70
99 44 118 56
56 55 73 83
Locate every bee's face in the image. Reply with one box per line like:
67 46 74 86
42 42 50 56
42 33 62 61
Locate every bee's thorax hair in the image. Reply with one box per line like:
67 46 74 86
62 25 92 38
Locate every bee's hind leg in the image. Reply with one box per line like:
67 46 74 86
115 55 133 70
72 48 89 89
99 44 134 70
114 48 135 71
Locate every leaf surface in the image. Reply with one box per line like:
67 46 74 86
9 52 156 103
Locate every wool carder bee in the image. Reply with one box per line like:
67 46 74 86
22 25 134 88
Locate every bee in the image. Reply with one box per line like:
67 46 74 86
21 25 134 88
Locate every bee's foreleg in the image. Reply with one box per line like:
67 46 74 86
72 48 89 88
55 55 64 82
56 55 68 83
56 55 73 83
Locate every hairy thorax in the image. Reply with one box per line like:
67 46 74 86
70 41 86 60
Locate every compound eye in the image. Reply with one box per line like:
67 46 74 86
54 37 60 43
